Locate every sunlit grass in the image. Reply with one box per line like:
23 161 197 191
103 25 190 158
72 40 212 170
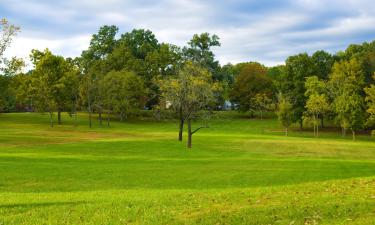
0 112 374 224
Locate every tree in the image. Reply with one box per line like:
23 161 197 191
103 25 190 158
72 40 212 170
160 62 215 148
304 76 330 137
230 62 273 116
0 18 20 63
183 33 220 77
253 93 273 120
364 73 375 127
277 94 293 136
30 49 78 126
0 19 21 112
102 70 146 121
329 58 366 140
279 53 315 128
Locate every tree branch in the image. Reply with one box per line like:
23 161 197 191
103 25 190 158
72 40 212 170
191 125 209 135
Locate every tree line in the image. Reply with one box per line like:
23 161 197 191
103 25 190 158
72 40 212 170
2 18 375 147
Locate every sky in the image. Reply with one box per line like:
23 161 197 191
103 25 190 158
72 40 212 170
1 0 375 66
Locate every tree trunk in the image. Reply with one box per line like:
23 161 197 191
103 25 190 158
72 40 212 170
313 124 316 137
352 129 355 141
178 107 184 141
342 127 346 137
316 123 319 137
98 109 102 127
260 110 263 120
57 110 62 125
299 119 303 130
74 98 77 127
187 118 192 148
285 127 288 136
320 116 324 128
49 112 53 128
107 110 110 127
88 101 92 128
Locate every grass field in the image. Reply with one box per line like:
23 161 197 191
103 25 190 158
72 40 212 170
0 112 374 224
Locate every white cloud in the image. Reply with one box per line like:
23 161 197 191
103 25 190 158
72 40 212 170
2 0 375 66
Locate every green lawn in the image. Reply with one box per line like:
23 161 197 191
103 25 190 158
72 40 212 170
0 112 374 224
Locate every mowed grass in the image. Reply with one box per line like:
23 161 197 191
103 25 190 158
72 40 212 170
0 112 374 224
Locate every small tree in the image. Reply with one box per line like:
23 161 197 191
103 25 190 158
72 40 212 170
252 93 273 120
160 61 215 148
29 49 77 126
102 70 146 121
277 94 293 136
304 76 330 137
305 94 330 137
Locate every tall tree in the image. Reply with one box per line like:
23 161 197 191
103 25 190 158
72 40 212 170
230 62 273 116
102 70 146 121
183 33 221 80
79 25 119 127
329 58 366 140
30 49 78 126
279 53 315 128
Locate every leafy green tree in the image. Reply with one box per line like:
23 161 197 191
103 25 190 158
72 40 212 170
253 93 273 120
311 50 334 80
279 53 315 128
81 25 119 62
79 25 119 127
183 33 220 78
329 58 366 140
160 62 215 148
277 94 293 136
230 62 273 116
364 73 375 127
304 76 330 136
30 49 78 126
102 70 146 121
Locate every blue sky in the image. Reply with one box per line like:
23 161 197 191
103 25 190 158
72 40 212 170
2 0 375 66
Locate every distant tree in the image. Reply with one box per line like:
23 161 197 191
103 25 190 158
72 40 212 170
79 25 119 127
364 73 375 127
30 49 78 126
81 25 119 62
278 53 315 128
329 58 366 140
0 18 20 62
230 62 273 116
304 76 330 137
277 94 293 136
160 62 215 148
183 33 220 77
0 19 21 112
102 70 146 121
253 93 273 120
311 50 334 80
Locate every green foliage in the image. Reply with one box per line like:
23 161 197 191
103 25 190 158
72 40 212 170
29 49 79 125
278 53 315 125
183 33 221 80
329 58 366 138
364 77 375 126
277 94 293 135
102 70 146 120
230 62 273 113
